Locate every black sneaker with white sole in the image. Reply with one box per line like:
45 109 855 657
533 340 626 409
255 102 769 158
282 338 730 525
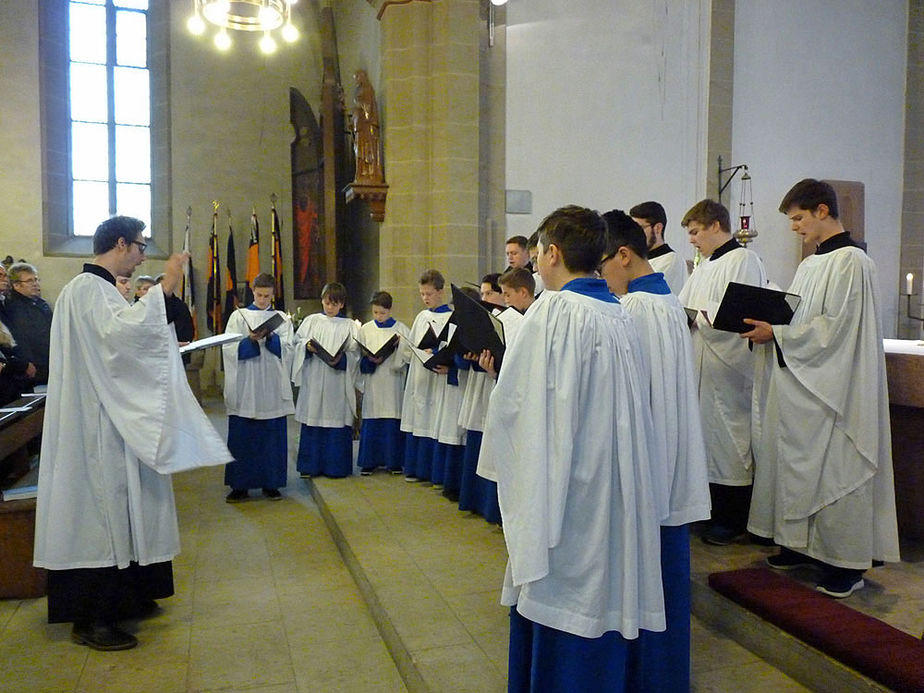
816 574 865 599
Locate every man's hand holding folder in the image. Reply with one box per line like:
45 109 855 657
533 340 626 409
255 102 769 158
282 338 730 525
699 282 801 338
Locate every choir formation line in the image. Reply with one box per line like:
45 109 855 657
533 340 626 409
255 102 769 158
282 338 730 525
32 180 899 693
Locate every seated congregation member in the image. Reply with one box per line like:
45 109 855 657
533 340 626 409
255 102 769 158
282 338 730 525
0 262 37 401
678 199 767 546
629 200 689 294
34 215 231 651
479 206 664 691
0 262 10 321
6 262 52 386
599 209 711 691
0 320 35 405
293 282 359 478
399 269 453 482
134 275 155 300
222 273 295 502
115 276 133 302
356 290 410 475
742 179 900 598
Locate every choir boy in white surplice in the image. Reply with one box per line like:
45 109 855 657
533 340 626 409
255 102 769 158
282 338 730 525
678 199 768 546
461 268 533 524
741 179 900 599
222 273 295 502
399 269 454 482
292 282 360 478
630 200 689 294
600 209 711 692
34 216 232 652
435 275 505 499
356 290 410 474
479 206 664 691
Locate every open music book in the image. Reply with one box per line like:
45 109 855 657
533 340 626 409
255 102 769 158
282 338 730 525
179 333 244 354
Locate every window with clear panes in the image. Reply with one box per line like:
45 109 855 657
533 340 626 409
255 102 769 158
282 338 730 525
68 0 151 237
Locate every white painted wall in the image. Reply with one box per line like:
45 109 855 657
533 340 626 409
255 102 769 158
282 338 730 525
504 0 710 265
730 0 908 337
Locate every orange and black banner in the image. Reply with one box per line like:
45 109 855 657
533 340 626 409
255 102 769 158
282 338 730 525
223 216 240 325
271 203 285 312
206 210 222 333
244 208 260 306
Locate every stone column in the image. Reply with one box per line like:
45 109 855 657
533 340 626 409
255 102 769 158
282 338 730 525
378 0 481 323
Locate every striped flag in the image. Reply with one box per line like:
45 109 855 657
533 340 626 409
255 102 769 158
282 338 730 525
244 207 260 306
271 201 285 311
223 212 240 325
206 206 222 333
181 212 198 341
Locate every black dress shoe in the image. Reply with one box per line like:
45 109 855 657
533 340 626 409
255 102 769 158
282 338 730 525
118 599 159 620
72 621 138 651
226 489 249 503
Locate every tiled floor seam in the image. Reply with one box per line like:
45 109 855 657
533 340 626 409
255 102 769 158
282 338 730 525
306 478 429 693
690 579 888 693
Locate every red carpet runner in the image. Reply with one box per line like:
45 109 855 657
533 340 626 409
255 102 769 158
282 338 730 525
708 568 924 692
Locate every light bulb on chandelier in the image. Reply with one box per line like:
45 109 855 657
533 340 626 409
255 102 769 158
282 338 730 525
187 0 298 52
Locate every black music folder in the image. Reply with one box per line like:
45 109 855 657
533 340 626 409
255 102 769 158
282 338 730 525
356 332 400 361
710 282 801 333
450 285 506 365
252 311 284 335
308 336 350 367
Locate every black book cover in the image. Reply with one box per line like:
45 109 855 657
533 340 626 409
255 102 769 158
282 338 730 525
711 282 801 333
450 284 506 368
252 311 284 335
357 332 400 360
308 336 350 367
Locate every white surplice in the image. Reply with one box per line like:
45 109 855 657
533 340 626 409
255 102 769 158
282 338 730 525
34 278 231 571
748 245 900 567
457 307 522 433
399 308 452 439
292 313 360 428
222 308 295 419
649 249 688 294
356 319 410 420
678 245 767 485
620 289 711 526
479 288 665 639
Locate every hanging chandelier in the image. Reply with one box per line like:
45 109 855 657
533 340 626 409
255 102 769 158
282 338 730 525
187 0 299 54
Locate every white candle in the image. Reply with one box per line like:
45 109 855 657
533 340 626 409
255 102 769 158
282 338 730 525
906 272 914 296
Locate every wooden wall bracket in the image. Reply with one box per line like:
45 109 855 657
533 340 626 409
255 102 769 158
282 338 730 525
344 182 388 222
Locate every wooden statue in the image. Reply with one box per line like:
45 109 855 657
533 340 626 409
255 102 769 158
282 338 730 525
345 70 388 221
350 70 383 184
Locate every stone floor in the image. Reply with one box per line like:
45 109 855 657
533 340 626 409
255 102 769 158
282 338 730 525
1 400 920 692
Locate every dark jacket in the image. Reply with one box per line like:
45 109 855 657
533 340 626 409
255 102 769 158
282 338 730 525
4 290 53 385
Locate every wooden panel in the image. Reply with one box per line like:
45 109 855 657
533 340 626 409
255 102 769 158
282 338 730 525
890 405 924 541
0 499 46 598
885 352 924 408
